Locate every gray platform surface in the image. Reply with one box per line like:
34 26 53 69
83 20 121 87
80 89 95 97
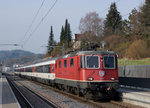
118 86 150 108
0 73 20 108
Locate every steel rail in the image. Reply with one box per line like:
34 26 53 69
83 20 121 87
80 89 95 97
7 75 61 108
6 77 33 108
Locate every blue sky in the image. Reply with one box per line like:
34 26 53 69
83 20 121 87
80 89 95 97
0 0 144 54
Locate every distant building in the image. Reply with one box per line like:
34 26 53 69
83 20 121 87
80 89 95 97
2 66 10 72
73 34 84 50
0 63 2 72
72 33 101 51
13 64 23 68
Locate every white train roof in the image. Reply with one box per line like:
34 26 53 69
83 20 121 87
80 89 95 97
16 59 56 69
34 60 55 67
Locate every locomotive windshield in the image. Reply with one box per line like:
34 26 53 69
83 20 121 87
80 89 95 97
86 56 100 69
103 55 115 69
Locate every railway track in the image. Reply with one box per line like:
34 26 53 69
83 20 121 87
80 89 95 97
39 83 143 108
6 74 144 108
6 76 33 108
27 80 144 108
6 75 61 108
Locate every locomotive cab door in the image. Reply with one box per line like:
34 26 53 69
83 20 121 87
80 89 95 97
75 56 80 80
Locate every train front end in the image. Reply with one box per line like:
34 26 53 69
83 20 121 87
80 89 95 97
79 51 119 99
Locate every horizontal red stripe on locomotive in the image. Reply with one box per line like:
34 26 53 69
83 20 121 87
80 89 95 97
55 77 118 82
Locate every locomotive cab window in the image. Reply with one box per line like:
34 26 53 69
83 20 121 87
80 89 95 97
103 56 115 69
59 61 61 68
70 58 74 67
86 56 100 69
64 60 67 67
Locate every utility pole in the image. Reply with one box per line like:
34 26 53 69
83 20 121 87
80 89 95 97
101 41 106 51
62 43 65 56
0 63 2 73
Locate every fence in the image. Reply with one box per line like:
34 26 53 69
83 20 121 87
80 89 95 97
118 65 150 88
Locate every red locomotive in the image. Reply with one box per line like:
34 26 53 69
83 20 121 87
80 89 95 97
15 51 119 99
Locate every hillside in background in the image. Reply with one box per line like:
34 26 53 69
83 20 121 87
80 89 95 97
0 50 44 67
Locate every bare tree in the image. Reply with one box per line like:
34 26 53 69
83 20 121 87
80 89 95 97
79 12 103 38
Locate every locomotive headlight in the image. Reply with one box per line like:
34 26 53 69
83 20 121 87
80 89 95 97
88 77 94 81
111 77 115 80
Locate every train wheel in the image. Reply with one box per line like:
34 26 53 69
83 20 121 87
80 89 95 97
84 91 92 99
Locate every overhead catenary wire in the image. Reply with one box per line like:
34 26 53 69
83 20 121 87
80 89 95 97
19 0 46 45
122 4 141 19
0 44 22 46
98 0 140 20
72 0 121 36
122 13 130 18
99 0 120 15
23 0 58 47
0 44 23 48
26 0 119 46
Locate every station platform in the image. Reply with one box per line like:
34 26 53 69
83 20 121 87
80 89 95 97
0 73 20 108
118 85 150 108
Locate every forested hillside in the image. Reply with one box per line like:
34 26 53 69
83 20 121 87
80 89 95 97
0 50 44 67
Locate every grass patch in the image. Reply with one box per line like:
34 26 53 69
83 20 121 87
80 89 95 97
118 58 150 66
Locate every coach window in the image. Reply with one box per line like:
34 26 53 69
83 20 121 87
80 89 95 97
70 58 74 67
52 65 54 72
64 60 67 67
35 66 43 72
48 65 50 73
20 68 24 72
59 61 61 68
49 65 51 73
43 65 50 73
26 67 32 72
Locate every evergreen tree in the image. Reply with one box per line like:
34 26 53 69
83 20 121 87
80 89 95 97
140 0 150 26
138 0 150 39
128 8 140 37
64 19 68 40
60 26 65 42
104 2 122 36
66 23 72 46
60 19 72 47
47 26 54 55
